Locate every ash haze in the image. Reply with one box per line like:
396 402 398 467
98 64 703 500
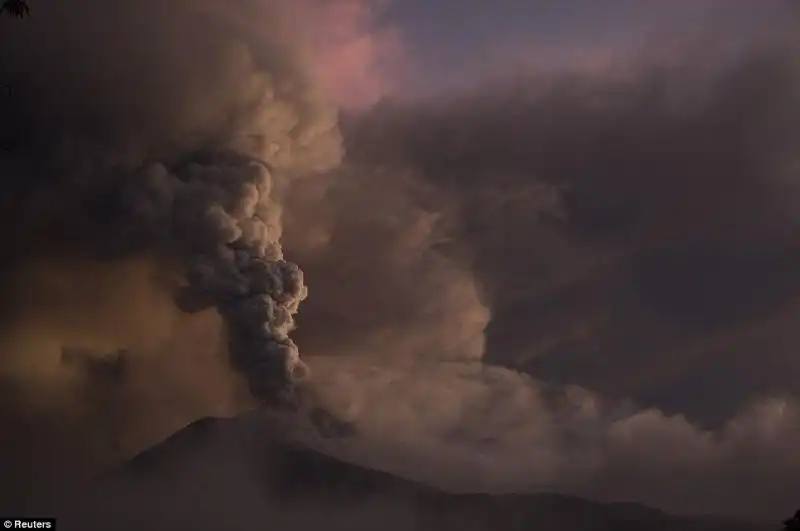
0 0 798 524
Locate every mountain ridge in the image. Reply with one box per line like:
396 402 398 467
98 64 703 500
61 416 772 531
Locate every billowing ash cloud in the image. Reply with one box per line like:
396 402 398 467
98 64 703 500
0 0 343 410
133 153 309 407
276 13 800 519
3 0 800 523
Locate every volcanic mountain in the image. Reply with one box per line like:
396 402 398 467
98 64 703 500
54 416 770 531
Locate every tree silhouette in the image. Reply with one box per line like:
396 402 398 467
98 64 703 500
783 509 800 531
1 0 30 18
0 0 29 151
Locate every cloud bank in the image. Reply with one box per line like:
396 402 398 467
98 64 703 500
286 16 800 519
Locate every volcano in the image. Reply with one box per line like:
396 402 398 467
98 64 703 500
52 416 770 531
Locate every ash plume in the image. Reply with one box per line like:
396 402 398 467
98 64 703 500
147 152 310 407
0 0 342 411
0 0 353 508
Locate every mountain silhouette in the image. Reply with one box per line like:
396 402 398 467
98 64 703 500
58 416 770 531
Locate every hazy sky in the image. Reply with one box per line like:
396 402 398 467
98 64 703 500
326 0 788 99
283 0 789 107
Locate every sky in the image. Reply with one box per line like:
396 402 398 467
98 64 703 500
307 0 789 105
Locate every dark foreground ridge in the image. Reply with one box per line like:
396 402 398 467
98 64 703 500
58 417 770 531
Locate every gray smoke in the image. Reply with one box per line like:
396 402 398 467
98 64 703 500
275 13 800 519
0 0 342 411
136 154 309 407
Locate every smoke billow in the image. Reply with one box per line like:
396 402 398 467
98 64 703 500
2 0 800 523
279 14 800 519
0 0 348 504
0 0 344 406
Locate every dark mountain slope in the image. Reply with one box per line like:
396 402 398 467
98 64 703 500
59 416 770 531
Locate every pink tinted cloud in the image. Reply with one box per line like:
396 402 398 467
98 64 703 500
287 0 407 109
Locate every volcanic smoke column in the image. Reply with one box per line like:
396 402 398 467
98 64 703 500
133 150 308 408
0 0 346 410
